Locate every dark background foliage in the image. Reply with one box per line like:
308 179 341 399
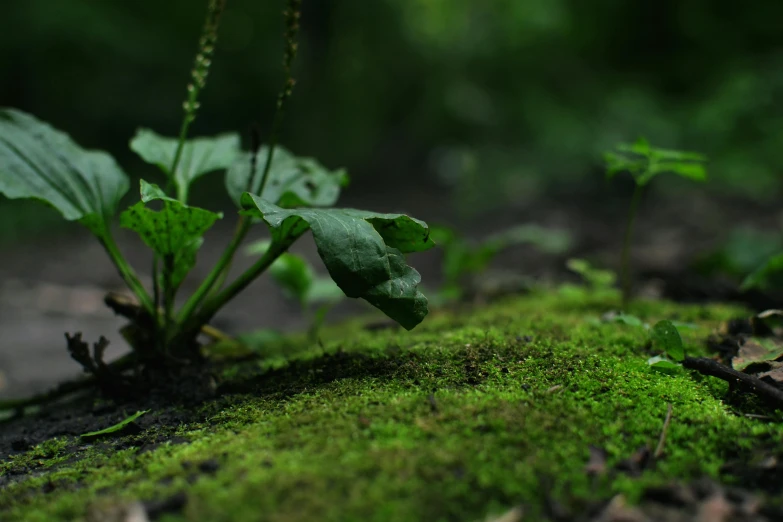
3 0 782 221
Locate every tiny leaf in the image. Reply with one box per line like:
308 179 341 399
651 320 685 362
647 356 681 375
242 195 433 330
80 410 149 440
226 146 348 208
130 129 240 200
0 108 130 237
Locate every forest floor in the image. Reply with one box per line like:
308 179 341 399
2 290 783 522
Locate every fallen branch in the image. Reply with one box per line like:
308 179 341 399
682 356 783 406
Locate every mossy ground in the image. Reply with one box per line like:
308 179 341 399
1 290 781 521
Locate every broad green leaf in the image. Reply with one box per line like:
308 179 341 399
226 146 348 208
242 195 433 329
130 128 240 201
120 180 221 289
651 320 685 362
741 252 783 291
0 108 129 237
81 410 149 439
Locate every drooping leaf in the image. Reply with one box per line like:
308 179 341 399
120 180 221 289
130 128 240 201
651 320 685 362
80 410 149 440
242 195 433 329
0 108 129 237
226 146 348 208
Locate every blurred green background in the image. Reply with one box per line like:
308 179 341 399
1 0 783 239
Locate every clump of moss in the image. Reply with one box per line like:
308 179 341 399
0 290 780 521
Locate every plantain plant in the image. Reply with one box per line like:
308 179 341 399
0 0 433 390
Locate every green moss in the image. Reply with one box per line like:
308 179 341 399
0 291 778 521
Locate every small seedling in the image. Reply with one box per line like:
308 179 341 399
430 224 571 302
647 320 685 374
560 258 619 301
604 138 707 308
0 0 433 389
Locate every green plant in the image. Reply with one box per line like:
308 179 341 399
430 223 571 302
604 138 707 308
559 258 620 301
0 0 433 384
647 320 686 374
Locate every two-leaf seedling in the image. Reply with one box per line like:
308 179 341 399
604 138 707 308
647 320 686 374
560 258 620 301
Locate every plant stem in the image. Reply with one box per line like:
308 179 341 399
175 221 251 324
183 233 303 335
100 232 155 315
620 183 644 309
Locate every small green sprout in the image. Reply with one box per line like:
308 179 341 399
559 258 619 301
604 138 707 308
647 320 685 374
431 224 571 302
0 0 434 390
